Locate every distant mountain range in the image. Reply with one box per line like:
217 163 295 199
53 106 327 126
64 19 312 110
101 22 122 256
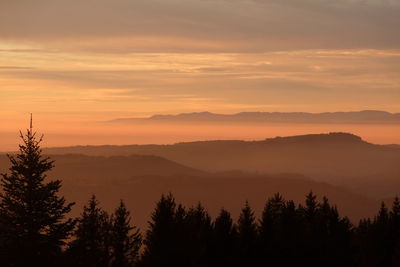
42 133 400 199
108 110 400 124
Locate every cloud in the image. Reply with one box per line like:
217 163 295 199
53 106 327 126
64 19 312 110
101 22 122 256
0 66 34 70
0 0 399 52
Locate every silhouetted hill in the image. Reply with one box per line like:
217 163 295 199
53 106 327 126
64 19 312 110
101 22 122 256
0 154 205 182
109 110 400 124
42 133 400 198
0 153 381 228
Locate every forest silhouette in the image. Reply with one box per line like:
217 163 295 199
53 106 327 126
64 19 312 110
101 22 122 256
0 128 399 267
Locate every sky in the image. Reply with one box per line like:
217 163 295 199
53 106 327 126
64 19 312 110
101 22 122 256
1 0 400 149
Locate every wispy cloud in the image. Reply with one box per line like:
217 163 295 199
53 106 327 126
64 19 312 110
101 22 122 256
0 66 34 70
1 0 399 52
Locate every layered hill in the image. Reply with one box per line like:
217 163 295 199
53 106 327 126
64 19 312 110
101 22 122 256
42 133 400 198
0 153 380 228
0 154 204 182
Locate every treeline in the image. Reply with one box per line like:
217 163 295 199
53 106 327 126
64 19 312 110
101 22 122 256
1 130 400 267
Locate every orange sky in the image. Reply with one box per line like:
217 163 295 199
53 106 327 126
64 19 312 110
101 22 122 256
1 0 399 149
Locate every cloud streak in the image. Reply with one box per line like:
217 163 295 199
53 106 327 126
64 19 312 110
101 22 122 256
1 0 399 52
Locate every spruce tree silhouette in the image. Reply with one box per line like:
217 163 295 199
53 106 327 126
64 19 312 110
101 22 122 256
391 197 400 223
373 202 391 266
317 197 354 267
67 195 111 267
237 201 258 267
259 193 297 266
279 199 302 266
110 200 142 267
140 193 178 267
211 209 237 267
0 118 75 267
298 191 322 266
185 203 213 266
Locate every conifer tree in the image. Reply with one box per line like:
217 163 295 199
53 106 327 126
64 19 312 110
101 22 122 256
140 193 178 267
303 191 318 218
68 195 111 267
110 200 142 267
259 193 285 244
214 209 236 245
317 197 354 267
211 209 237 267
185 203 213 266
279 200 302 266
376 202 389 225
237 201 259 266
259 194 300 266
298 192 322 266
0 121 75 267
390 196 400 226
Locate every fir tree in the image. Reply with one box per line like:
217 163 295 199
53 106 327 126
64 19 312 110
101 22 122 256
237 201 258 266
185 203 213 266
303 191 318 218
68 195 111 267
317 197 354 267
0 121 75 267
110 200 142 267
376 202 389 225
140 193 178 267
390 196 400 226
298 192 322 266
259 193 285 244
259 194 300 266
211 209 237 267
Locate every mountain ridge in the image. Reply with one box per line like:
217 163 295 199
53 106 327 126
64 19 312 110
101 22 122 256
39 133 400 199
108 110 400 124
41 132 380 154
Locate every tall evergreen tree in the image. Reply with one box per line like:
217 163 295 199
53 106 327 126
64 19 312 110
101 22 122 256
67 195 111 267
317 197 354 267
279 200 302 266
110 200 142 267
259 194 300 266
259 194 285 248
0 122 75 267
298 192 323 266
303 191 318 218
140 193 179 267
390 196 400 227
211 209 237 267
237 201 259 266
184 203 213 266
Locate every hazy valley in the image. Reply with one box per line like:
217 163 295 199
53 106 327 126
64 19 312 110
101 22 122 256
2 132 398 229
